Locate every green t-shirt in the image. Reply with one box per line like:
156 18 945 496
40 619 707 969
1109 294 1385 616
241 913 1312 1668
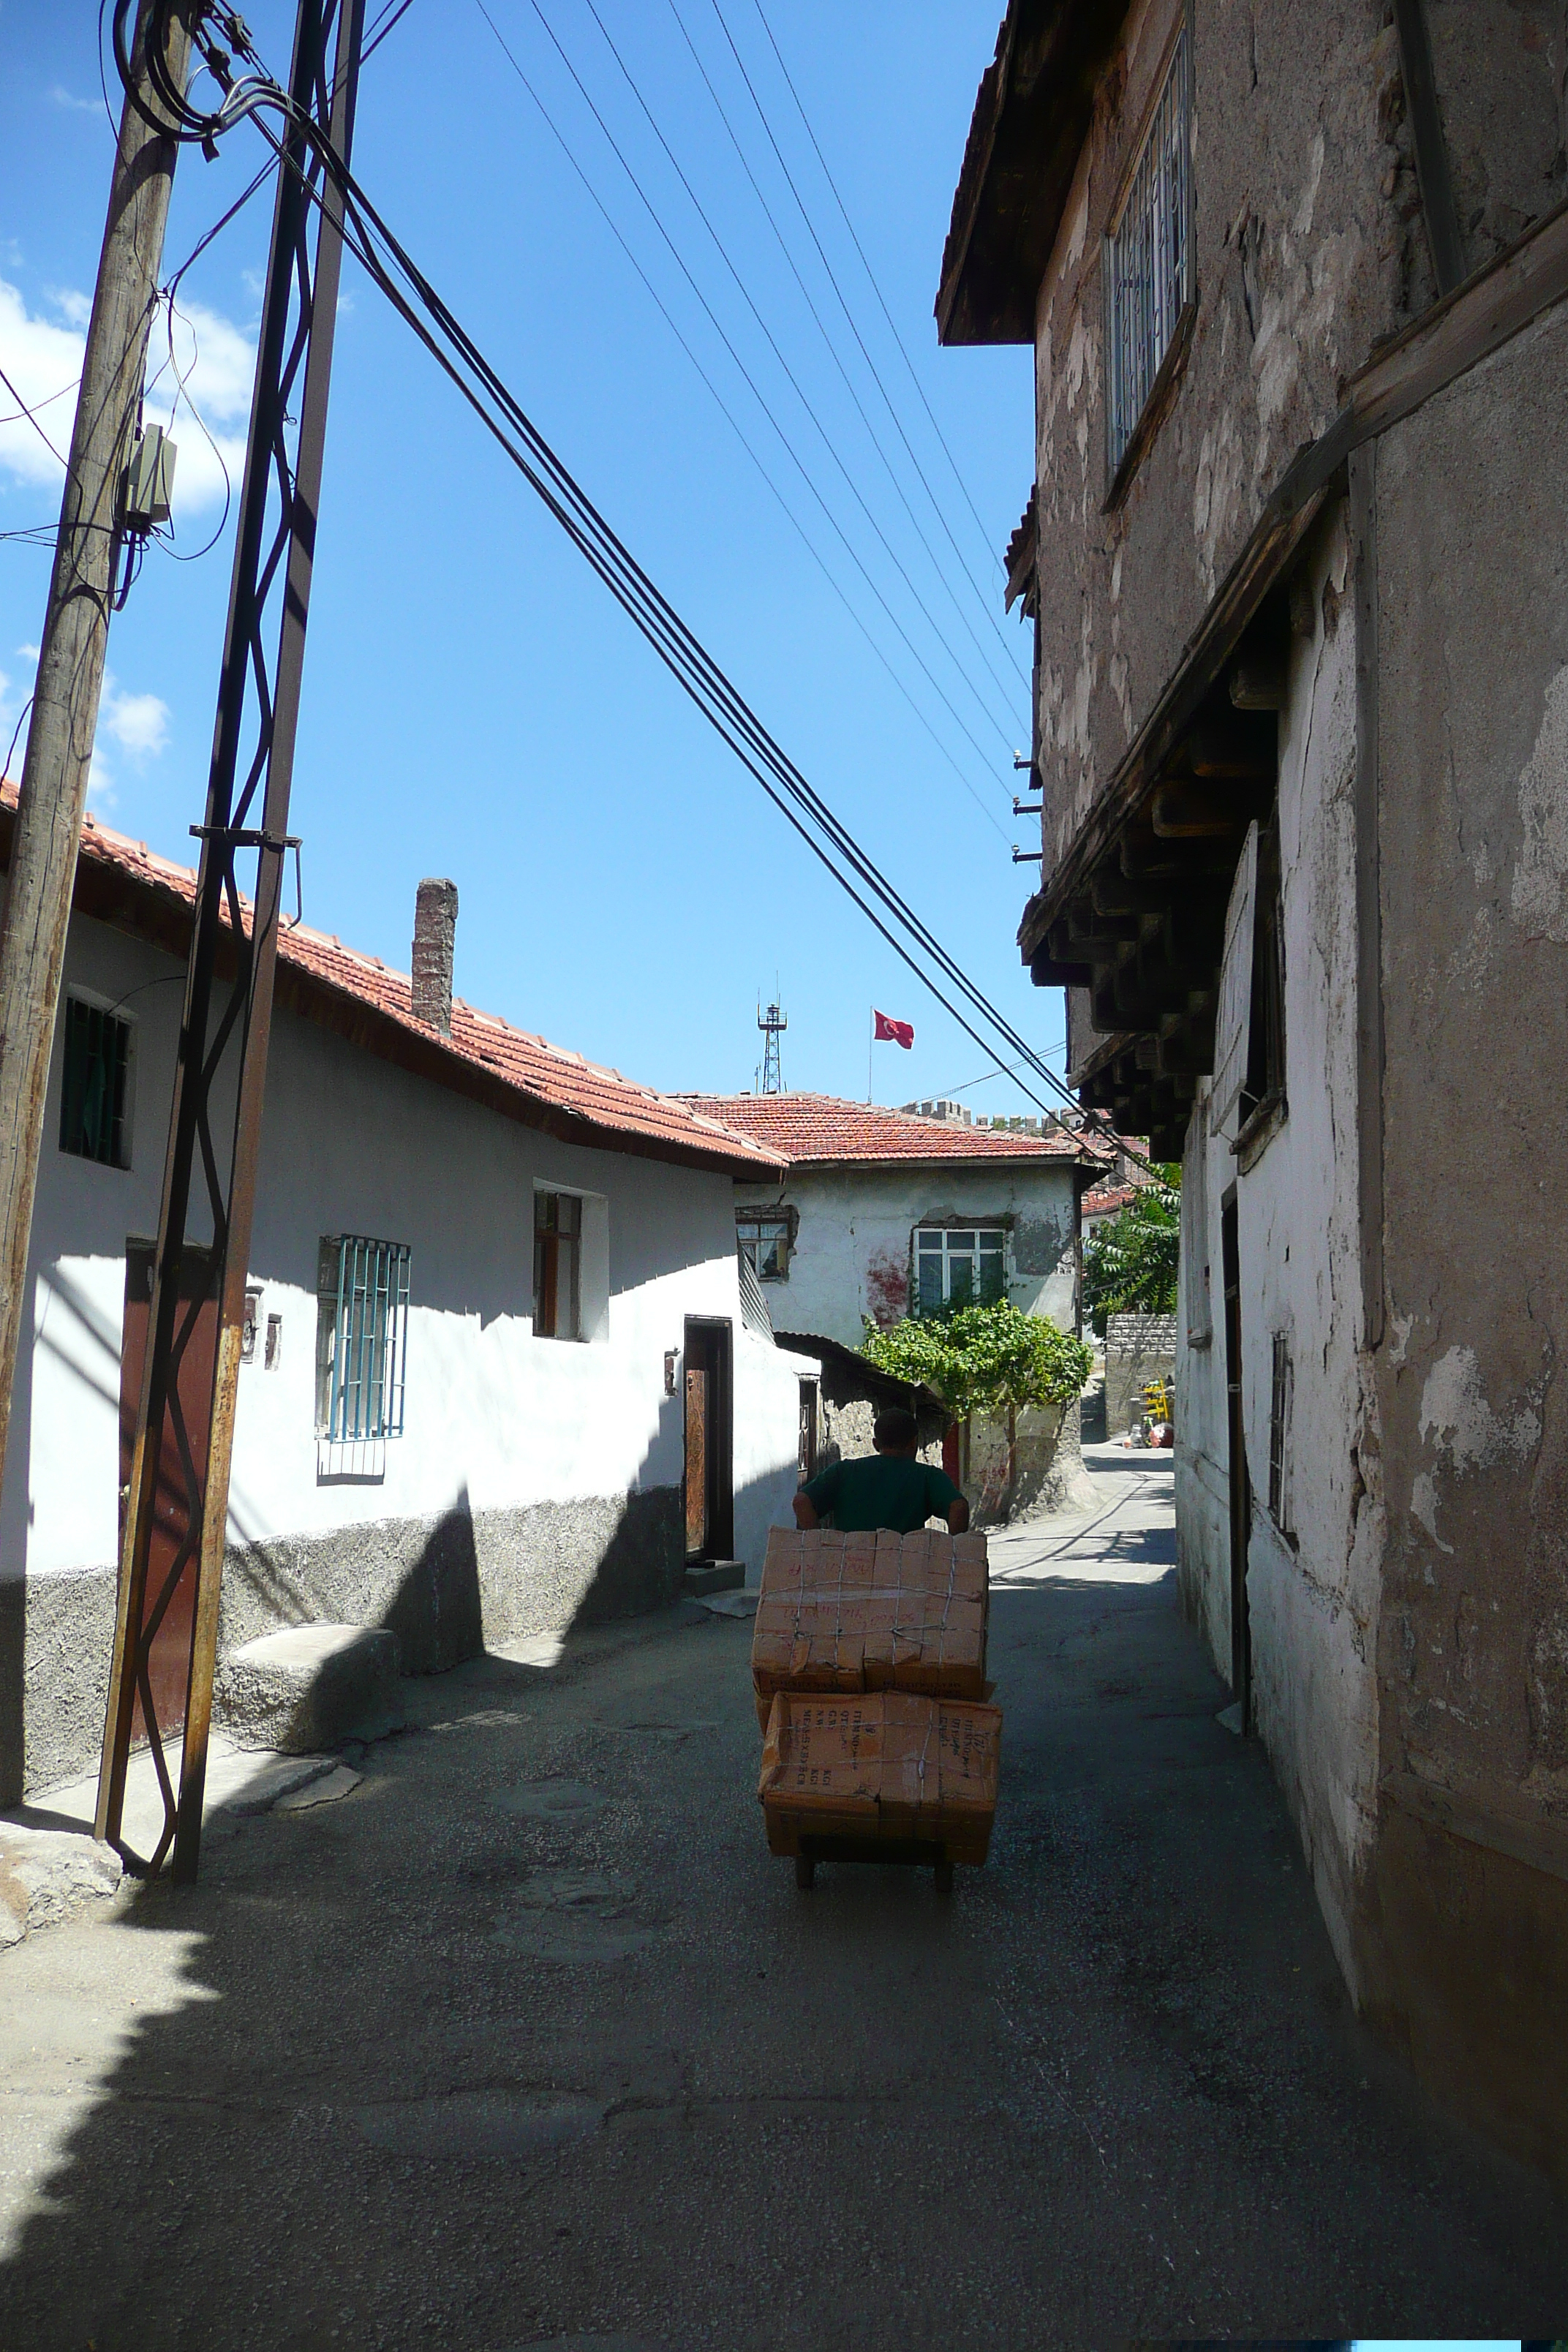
801 1453 962 1535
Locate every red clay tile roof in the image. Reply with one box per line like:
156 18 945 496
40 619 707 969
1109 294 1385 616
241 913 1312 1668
677 1090 1101 1169
1082 1181 1137 1217
0 784 782 1177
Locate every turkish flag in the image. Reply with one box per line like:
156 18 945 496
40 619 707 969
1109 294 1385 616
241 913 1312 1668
873 1010 914 1049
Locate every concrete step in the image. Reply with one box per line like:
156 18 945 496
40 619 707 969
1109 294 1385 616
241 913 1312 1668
682 1558 745 1597
215 1624 402 1754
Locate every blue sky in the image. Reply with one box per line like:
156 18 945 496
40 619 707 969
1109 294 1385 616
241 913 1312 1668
0 1 1059 1114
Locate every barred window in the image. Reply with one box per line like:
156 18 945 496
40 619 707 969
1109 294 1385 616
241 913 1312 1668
60 994 132 1168
1105 24 1193 481
738 1212 791 1281
315 1236 410 1441
1267 1331 1292 1534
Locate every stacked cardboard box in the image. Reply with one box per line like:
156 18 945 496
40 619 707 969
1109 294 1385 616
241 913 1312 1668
752 1526 1000 1873
758 1690 1001 1866
750 1526 990 1728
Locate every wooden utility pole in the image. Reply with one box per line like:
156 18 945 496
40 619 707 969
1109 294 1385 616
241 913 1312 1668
0 2 192 1497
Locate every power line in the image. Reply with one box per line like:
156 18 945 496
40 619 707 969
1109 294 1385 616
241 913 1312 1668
0 363 71 472
555 0 1020 761
712 0 1029 690
143 28 1150 1169
470 0 1008 844
478 1 1012 830
665 0 1027 725
750 1 1009 591
241 105 1084 1131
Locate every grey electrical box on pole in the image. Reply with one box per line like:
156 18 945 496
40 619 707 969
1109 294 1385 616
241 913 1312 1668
0 1 192 1535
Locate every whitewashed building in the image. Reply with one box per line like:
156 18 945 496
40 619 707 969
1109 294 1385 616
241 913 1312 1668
0 792 806 1801
679 1093 1096 1348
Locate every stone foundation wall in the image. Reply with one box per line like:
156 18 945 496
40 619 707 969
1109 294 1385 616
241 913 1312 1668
1 1484 682 1801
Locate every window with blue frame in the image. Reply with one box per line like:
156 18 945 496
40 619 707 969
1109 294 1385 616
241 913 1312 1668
59 994 132 1169
314 1235 410 1440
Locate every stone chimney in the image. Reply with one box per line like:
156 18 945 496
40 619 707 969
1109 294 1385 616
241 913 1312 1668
411 878 458 1036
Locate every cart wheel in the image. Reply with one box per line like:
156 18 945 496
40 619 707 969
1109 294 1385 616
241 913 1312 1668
795 1855 815 1891
933 1861 954 1896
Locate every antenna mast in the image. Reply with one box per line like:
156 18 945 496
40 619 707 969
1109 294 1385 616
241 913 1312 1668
756 999 788 1095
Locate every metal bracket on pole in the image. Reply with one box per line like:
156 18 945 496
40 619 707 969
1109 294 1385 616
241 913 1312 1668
96 0 364 1883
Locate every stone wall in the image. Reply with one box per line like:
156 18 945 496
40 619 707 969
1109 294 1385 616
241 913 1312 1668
1105 1313 1177 1436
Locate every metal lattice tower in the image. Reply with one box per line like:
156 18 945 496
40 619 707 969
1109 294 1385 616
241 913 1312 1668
756 1000 788 1095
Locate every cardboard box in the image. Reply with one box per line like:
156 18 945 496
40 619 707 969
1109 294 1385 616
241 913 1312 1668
750 1526 989 1725
758 1689 1000 1866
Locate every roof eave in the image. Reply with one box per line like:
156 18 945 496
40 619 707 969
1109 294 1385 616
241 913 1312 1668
1 801 783 1183
935 0 1131 348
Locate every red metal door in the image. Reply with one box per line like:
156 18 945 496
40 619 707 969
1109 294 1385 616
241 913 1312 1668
119 1242 219 1746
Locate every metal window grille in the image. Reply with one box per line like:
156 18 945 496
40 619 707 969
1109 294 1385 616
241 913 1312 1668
1105 25 1193 478
321 1236 410 1441
59 995 131 1168
1267 1331 1291 1530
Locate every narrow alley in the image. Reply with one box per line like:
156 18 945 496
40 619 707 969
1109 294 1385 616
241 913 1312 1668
2 1449 1564 2349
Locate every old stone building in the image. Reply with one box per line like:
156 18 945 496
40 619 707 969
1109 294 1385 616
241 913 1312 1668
940 1 1568 2181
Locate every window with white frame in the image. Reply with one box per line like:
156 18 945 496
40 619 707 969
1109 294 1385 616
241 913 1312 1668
915 1226 1006 1315
314 1235 410 1441
1104 22 1193 481
737 1210 791 1281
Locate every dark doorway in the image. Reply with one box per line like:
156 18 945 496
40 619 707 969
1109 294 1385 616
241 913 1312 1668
1221 1191 1251 1729
119 1240 220 1748
683 1318 734 1561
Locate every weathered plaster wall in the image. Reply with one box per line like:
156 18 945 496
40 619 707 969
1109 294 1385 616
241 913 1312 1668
1427 0 1566 276
1366 300 1568 2176
1175 505 1380 1983
1031 0 1428 873
0 915 806 1799
732 1163 1079 1349
1175 1086 1232 1673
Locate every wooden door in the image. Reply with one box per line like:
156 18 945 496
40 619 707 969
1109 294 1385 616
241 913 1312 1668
682 1319 734 1561
684 1365 708 1557
119 1240 219 1746
1221 1195 1251 1730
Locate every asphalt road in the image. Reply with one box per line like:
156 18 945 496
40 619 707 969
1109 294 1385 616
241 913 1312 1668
1 1444 1564 2349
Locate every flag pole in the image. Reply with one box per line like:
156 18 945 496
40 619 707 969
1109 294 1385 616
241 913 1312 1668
868 1006 873 1104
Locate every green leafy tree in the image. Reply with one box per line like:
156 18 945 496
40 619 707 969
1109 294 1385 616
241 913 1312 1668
861 1297 1093 1422
1082 1164 1181 1339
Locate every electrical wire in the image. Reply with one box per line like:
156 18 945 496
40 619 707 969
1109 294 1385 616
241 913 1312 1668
751 1 1009 589
116 2 1155 1170
510 0 1013 788
154 292 234 561
665 0 1026 725
2 694 34 780
471 0 1009 844
361 0 418 61
561 0 1019 761
710 0 1030 689
0 363 70 472
244 106 1081 1132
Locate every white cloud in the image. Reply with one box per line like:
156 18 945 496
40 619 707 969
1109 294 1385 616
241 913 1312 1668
101 682 170 761
141 294 255 516
50 86 102 116
0 278 84 489
16 644 39 662
0 277 255 516
48 287 91 330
